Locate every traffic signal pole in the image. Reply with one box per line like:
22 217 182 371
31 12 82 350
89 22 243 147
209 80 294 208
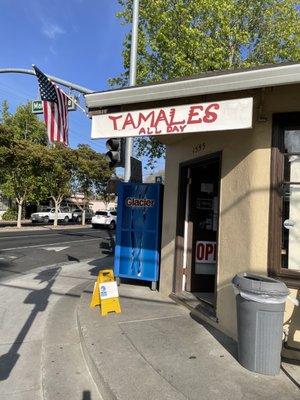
0 68 93 94
124 0 139 182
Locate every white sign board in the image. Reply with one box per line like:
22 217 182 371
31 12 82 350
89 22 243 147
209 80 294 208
99 281 119 299
91 98 253 139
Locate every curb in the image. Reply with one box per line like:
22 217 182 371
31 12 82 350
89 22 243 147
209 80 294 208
0 223 92 232
41 279 102 400
76 283 117 400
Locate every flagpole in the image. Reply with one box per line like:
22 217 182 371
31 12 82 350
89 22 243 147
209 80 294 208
32 64 88 116
60 90 87 115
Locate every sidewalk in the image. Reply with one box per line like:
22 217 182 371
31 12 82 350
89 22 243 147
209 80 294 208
0 259 100 400
77 279 300 400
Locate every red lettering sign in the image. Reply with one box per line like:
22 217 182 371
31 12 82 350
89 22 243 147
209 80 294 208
195 241 216 263
108 104 220 133
91 98 253 139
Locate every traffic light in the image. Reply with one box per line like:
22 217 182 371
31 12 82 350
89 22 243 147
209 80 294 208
105 138 125 168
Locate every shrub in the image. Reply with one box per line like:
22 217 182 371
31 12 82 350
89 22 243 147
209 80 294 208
2 208 18 221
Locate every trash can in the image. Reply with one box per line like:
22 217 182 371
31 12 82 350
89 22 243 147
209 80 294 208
232 272 289 375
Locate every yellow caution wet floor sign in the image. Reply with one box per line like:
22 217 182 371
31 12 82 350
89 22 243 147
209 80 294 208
90 269 121 316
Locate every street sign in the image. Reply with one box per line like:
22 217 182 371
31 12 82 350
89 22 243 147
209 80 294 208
31 98 77 114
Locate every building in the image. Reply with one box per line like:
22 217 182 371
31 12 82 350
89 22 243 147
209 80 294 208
65 193 117 213
85 63 300 361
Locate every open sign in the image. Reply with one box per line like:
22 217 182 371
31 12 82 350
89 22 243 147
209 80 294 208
195 241 217 264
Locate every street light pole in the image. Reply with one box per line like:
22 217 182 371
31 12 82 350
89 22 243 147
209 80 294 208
124 0 139 182
0 68 93 94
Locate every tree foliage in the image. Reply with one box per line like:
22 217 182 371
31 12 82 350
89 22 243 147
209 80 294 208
97 192 116 208
0 125 45 227
1 101 47 145
111 0 300 165
73 144 111 198
0 101 112 227
72 144 111 224
2 208 18 221
39 144 76 226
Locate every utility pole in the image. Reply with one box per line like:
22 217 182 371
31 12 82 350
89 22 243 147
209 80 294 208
124 0 139 182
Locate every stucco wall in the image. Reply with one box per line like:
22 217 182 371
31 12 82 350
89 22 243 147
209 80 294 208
159 85 300 353
283 289 300 359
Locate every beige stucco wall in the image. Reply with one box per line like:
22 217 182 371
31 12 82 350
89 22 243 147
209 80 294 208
159 84 300 358
283 288 300 359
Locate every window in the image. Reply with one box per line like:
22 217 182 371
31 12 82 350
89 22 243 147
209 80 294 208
269 114 300 287
281 130 300 271
39 206 51 212
96 211 108 216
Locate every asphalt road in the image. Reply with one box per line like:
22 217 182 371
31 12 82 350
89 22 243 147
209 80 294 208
0 227 115 281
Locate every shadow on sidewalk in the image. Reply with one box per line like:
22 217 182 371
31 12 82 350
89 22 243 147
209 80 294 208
88 257 114 277
281 362 300 389
190 312 237 359
0 267 60 381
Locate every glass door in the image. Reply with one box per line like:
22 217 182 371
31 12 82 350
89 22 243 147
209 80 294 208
189 158 220 298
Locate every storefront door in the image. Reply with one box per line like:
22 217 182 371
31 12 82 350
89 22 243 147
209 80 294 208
188 159 220 296
175 153 221 306
189 158 220 296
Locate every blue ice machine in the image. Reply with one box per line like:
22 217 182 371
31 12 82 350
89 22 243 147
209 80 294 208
114 182 163 289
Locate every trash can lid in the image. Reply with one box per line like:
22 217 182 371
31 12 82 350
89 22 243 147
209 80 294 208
232 272 289 296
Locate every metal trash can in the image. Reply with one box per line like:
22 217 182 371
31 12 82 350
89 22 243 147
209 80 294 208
232 272 289 375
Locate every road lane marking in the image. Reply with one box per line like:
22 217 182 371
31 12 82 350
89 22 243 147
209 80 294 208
0 237 100 251
42 246 70 252
0 255 18 260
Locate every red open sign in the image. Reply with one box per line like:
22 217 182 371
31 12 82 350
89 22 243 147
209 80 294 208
195 241 216 263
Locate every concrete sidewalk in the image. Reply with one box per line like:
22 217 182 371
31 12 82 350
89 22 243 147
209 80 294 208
77 281 300 400
0 259 101 400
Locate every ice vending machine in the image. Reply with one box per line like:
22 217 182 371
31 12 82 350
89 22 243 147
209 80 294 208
114 182 163 289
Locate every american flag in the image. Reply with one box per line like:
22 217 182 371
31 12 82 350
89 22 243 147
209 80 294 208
33 65 69 145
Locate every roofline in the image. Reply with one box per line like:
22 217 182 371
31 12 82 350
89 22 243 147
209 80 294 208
85 63 300 109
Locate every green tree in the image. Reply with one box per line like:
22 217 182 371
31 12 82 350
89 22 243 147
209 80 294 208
0 125 44 228
72 144 111 225
111 0 300 165
97 192 116 210
1 101 47 145
0 100 11 125
40 144 76 227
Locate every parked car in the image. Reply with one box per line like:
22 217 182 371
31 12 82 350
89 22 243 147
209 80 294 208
31 207 73 224
30 207 52 224
91 210 117 230
72 208 94 223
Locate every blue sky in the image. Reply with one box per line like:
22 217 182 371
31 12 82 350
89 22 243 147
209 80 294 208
0 0 154 165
